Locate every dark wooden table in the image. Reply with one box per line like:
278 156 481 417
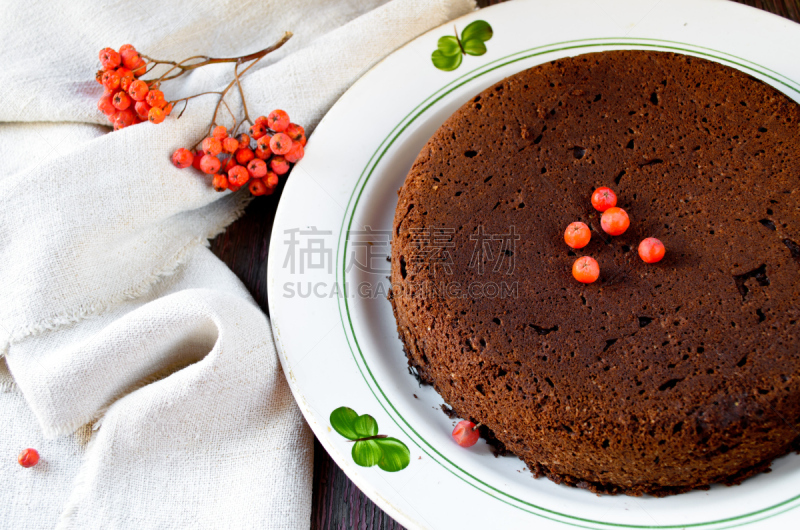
210 0 800 527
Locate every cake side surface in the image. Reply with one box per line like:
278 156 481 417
389 50 800 496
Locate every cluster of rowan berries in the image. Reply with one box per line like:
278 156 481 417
172 109 306 196
96 45 173 129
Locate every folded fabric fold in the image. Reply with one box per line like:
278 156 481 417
0 0 476 527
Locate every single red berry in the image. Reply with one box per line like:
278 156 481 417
284 142 305 163
101 70 120 91
115 108 136 128
254 147 271 160
147 106 165 124
236 133 251 150
128 79 148 101
270 156 290 175
134 101 151 120
572 256 600 283
199 155 221 174
223 155 239 174
270 133 293 155
249 122 267 140
171 148 194 169
192 151 205 171
267 109 290 132
591 187 617 212
265 171 279 189
145 89 165 108
99 48 121 70
255 135 270 151
246 158 267 178
235 147 255 165
116 68 134 91
202 137 222 157
296 133 307 147
452 420 480 448
97 96 116 116
112 91 131 111
254 115 269 128
228 165 250 186
212 173 229 192
163 102 173 116
564 221 591 249
638 238 666 263
285 123 305 142
600 207 630 236
131 57 147 77
120 48 140 70
18 448 40 468
222 137 239 154
249 179 268 196
95 69 105 84
212 125 227 140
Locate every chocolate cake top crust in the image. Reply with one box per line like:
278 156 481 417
390 50 800 496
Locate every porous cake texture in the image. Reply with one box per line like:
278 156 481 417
390 50 800 496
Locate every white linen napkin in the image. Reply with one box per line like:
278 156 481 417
0 0 476 528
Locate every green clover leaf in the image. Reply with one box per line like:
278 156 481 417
352 439 383 467
375 438 411 472
353 414 378 438
431 20 493 71
431 50 463 71
330 406 360 440
330 407 411 472
436 35 461 57
461 20 493 44
462 39 487 57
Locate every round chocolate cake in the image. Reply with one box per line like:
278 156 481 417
389 50 800 496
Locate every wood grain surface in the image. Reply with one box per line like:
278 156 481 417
208 1 800 528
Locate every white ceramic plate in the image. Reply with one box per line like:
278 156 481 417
267 1 800 528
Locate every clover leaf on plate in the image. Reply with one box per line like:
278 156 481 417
330 406 411 472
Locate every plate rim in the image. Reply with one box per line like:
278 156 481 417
268 2 800 528
335 36 800 530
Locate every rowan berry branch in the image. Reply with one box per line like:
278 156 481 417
232 60 252 135
141 32 292 84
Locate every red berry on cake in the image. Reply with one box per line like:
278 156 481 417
591 187 617 212
638 237 665 263
171 148 194 169
452 420 480 447
600 207 630 236
18 448 39 468
564 221 591 249
572 256 600 283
